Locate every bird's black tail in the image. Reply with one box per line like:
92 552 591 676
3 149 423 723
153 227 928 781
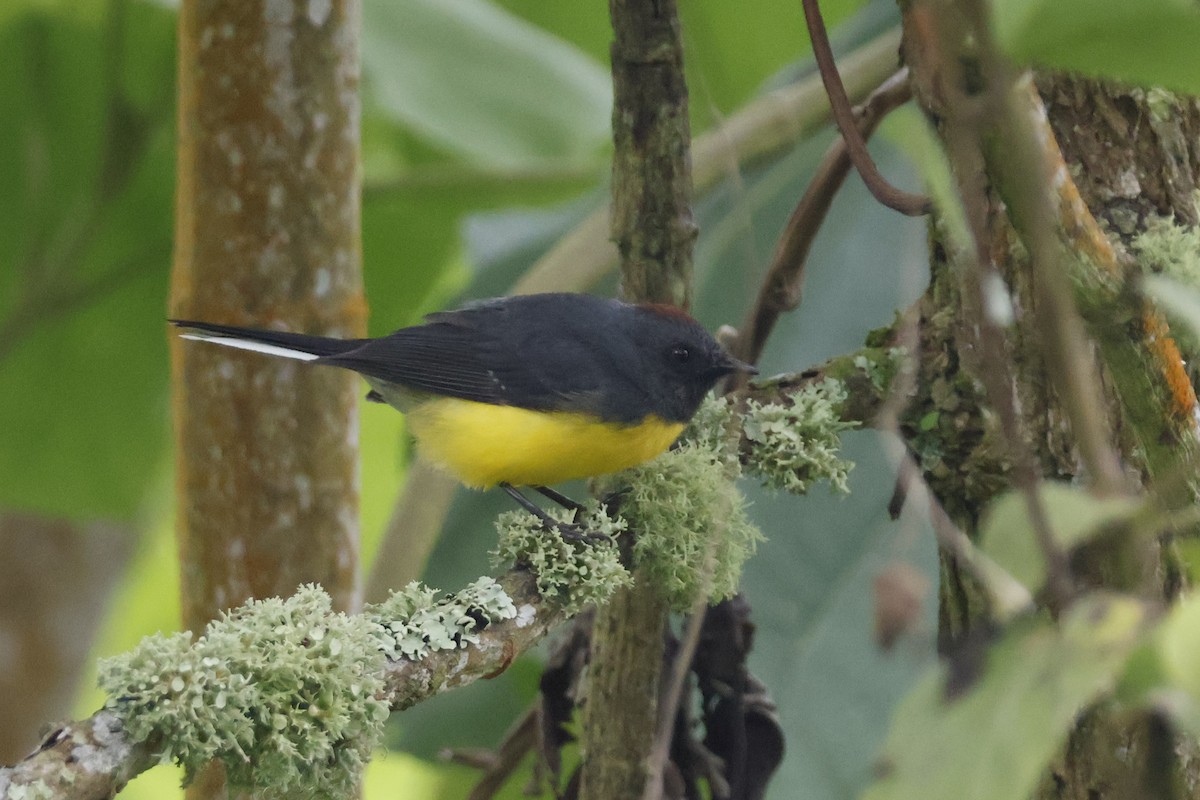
169 320 365 361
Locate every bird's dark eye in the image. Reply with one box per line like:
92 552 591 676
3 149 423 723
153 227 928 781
671 345 691 363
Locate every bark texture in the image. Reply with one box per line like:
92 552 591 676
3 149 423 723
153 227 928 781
900 1 1200 796
170 0 364 621
607 0 696 309
169 1 364 796
580 1 696 798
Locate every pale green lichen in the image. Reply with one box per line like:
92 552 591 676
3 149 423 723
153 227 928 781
854 346 908 393
680 393 743 469
602 440 762 611
98 585 389 799
1133 208 1200 287
742 379 858 494
367 577 517 660
97 578 527 798
492 505 630 614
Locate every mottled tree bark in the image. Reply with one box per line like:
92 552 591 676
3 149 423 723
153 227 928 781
169 1 364 796
579 1 695 799
900 1 1200 796
1030 75 1200 800
606 0 696 310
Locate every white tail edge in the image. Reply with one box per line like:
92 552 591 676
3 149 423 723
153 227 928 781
179 333 321 361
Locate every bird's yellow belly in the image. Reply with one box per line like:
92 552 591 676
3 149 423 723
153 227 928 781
407 397 685 488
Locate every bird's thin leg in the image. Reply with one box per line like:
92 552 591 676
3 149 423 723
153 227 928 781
500 483 604 544
500 483 558 525
533 485 584 515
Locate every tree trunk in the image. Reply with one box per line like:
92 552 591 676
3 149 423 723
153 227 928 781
579 0 696 798
900 4 1200 796
169 1 364 796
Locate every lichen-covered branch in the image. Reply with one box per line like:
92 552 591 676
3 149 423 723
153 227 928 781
0 570 576 800
378 571 576 711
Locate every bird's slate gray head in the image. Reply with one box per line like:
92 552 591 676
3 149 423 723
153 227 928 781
624 304 746 423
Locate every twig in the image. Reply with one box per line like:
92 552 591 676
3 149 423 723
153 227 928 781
900 7 1078 606
642 538 720 800
945 118 1075 606
959 2 1127 496
730 68 915 370
450 706 538 800
897 446 1034 619
871 318 1033 617
800 0 930 216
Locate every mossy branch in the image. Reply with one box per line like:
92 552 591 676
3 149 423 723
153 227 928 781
0 568 584 800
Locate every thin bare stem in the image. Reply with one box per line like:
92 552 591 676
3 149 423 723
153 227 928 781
730 68 914 371
800 0 930 216
873 319 1033 617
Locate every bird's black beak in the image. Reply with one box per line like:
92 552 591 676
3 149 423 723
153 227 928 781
720 353 758 376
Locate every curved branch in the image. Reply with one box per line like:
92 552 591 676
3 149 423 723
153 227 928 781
731 68 915 369
800 0 930 216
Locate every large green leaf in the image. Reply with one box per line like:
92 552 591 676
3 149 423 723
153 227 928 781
994 0 1200 94
361 0 611 168
0 2 175 520
863 594 1148 800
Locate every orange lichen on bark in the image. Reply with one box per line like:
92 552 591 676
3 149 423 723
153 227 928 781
1026 83 1199 431
1143 312 1198 424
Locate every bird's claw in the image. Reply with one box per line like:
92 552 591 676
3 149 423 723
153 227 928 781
545 519 612 546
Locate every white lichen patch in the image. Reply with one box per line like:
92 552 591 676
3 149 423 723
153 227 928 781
514 603 537 628
368 577 518 662
742 380 858 495
74 712 133 774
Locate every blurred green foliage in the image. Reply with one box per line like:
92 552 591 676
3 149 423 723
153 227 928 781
994 0 1200 94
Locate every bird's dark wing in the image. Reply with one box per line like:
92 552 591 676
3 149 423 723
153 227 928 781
320 303 619 411
318 320 506 404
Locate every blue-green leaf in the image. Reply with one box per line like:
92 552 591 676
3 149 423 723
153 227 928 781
361 0 611 168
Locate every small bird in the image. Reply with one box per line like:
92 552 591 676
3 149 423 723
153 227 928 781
172 292 754 526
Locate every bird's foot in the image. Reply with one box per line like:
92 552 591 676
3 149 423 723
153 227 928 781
545 518 612 546
500 482 610 545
